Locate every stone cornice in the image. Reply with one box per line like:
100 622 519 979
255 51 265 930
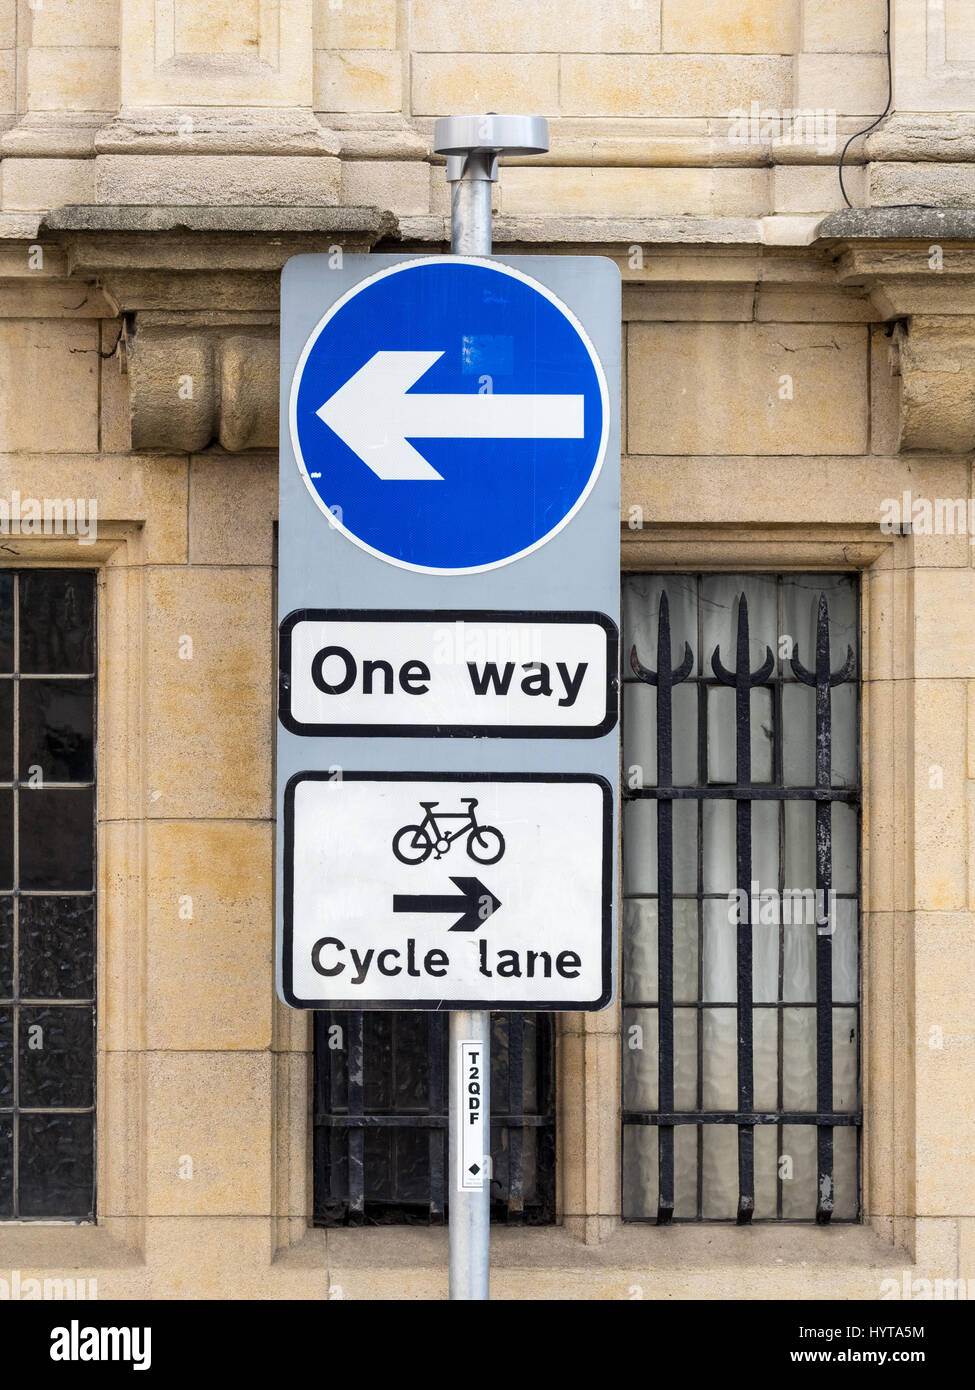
816 208 975 243
3 207 975 454
43 204 396 238
94 108 341 157
865 113 975 163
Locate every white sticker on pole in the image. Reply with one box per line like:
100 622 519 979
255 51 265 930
458 1040 488 1191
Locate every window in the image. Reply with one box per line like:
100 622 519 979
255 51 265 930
622 574 860 1224
0 571 96 1221
313 1011 555 1225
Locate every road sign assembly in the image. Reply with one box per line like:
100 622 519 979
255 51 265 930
276 251 620 1013
276 112 619 1301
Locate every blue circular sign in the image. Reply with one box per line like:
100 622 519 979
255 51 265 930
289 257 608 574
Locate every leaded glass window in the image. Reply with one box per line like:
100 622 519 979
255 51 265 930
622 574 860 1224
313 1011 555 1225
0 571 96 1221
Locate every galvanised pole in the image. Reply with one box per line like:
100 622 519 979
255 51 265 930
433 114 549 1302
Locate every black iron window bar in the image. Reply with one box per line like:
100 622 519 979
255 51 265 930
623 579 861 1225
313 1010 555 1225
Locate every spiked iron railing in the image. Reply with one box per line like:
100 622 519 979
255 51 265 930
625 582 861 1225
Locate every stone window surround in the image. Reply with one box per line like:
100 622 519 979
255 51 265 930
0 521 926 1297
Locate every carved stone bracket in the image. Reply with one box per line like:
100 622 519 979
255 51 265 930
126 316 279 452
888 315 975 452
36 204 396 453
817 209 975 452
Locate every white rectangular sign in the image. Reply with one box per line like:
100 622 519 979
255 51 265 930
280 610 617 738
458 1040 489 1191
282 772 612 1010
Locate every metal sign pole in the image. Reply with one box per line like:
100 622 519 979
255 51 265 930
446 136 494 1305
434 115 550 1302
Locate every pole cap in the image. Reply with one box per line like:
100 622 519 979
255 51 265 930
433 114 549 157
433 114 549 181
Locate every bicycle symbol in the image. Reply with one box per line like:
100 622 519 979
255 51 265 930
392 797 505 866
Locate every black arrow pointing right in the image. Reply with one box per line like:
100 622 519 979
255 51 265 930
393 876 501 932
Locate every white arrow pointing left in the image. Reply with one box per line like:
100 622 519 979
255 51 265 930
315 350 585 481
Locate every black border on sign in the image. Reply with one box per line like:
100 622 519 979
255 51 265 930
281 770 615 1012
278 608 619 738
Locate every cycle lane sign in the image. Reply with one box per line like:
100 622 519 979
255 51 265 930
282 772 612 1010
276 254 621 1012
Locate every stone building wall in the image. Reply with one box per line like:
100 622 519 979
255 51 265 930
0 0 973 1298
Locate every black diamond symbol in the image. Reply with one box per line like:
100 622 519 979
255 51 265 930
469 1164 481 1175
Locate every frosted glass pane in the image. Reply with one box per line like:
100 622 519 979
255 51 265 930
703 800 735 894
782 681 856 787
671 684 698 785
622 1124 656 1219
785 799 814 889
623 799 654 894
833 1008 858 1112
833 1124 858 1219
707 686 734 783
705 889 780 1002
623 1005 697 1113
831 899 858 1003
674 1125 698 1218
780 1123 817 1218
701 1123 738 1218
754 1008 779 1109
754 1123 778 1219
673 900 699 1003
703 898 736 1001
783 912 816 1002
622 680 655 786
624 683 697 788
786 804 815 890
753 799 780 885
751 687 774 783
782 574 858 683
830 682 857 787
786 801 857 895
623 1008 656 1110
702 1007 737 1108
702 575 778 676
782 1008 816 1109
782 682 814 785
623 1125 699 1220
707 687 773 784
703 799 778 893
623 898 657 1003
674 1008 698 1110
623 575 700 679
623 799 698 894
753 903 779 1003
623 689 700 789
670 800 698 891
832 803 857 893
621 897 700 1006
